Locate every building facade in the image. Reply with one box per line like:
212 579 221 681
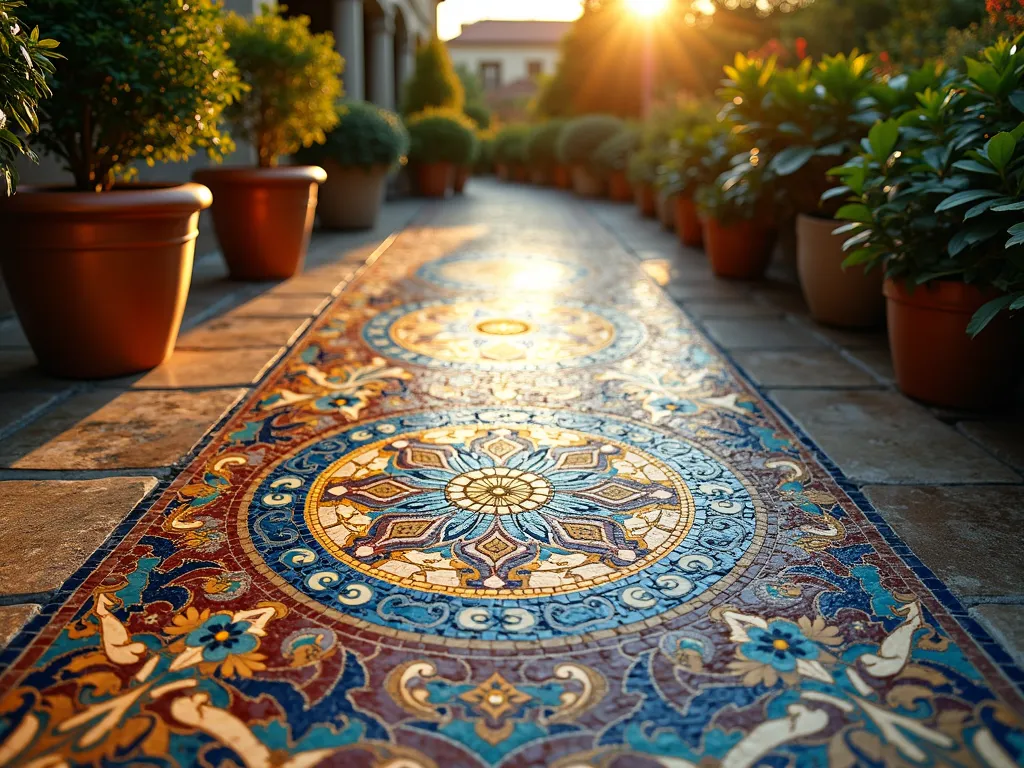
447 21 570 92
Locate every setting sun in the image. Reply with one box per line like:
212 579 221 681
624 0 671 18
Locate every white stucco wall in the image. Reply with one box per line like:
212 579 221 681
448 45 560 88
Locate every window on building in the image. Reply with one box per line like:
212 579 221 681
479 61 502 90
527 60 544 78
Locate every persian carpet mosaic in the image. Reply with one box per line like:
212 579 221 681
2 202 1023 768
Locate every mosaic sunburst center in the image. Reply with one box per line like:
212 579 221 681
446 467 552 514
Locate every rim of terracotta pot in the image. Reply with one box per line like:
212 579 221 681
318 160 391 176
883 277 1003 313
0 182 213 216
193 165 327 185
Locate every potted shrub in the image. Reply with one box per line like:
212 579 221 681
0 0 241 379
406 108 477 198
697 159 777 280
629 148 658 216
493 125 530 181
525 120 566 186
295 101 407 230
594 126 639 202
401 37 464 116
557 114 624 197
195 7 341 280
832 37 1024 408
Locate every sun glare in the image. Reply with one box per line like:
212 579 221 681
624 0 671 18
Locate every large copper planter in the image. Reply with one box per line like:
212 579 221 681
0 183 211 379
193 165 326 280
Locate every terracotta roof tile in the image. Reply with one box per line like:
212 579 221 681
448 20 572 46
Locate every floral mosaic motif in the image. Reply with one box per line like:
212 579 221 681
416 251 589 293
362 299 645 370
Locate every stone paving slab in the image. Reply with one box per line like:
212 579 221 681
771 389 1022 484
224 293 330 319
973 604 1024 666
703 316 826 350
958 421 1024 473
731 348 880 388
0 390 64 435
0 477 157 595
176 315 312 350
863 485 1024 598
0 605 39 648
0 388 246 470
683 299 784 320
107 348 285 390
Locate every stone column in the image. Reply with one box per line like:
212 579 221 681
397 32 416 98
334 0 364 101
369 15 396 110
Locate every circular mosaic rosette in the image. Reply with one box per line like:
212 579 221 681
362 299 645 370
241 409 766 648
416 252 589 293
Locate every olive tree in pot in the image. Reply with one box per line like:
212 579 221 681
296 101 407 230
557 114 624 197
195 6 342 280
0 0 241 379
406 108 477 198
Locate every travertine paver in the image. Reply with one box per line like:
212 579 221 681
113 348 285 389
0 478 157 594
225 293 330 318
973 605 1024 665
703 316 826 349
771 389 1021 484
958 421 1024 473
683 299 784 320
0 390 63 434
863 485 1024 597
176 315 312 349
731 348 880 388
0 605 39 648
0 389 246 469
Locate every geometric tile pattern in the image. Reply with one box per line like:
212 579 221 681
1 200 1022 767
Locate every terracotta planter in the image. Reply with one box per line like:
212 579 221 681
194 166 325 281
675 196 703 248
512 165 529 183
316 162 388 230
496 164 510 181
529 166 550 186
635 182 657 218
553 165 572 190
414 162 454 198
454 166 470 194
703 217 776 280
0 183 211 378
797 213 884 329
571 165 607 198
608 170 633 202
884 279 1022 409
657 190 678 231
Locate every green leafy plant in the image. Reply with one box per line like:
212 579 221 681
474 130 495 174
402 38 464 116
557 114 624 169
696 157 776 224
295 101 407 169
463 102 492 130
0 0 60 195
593 126 639 174
406 108 477 165
524 120 566 170
493 124 531 168
24 0 244 191
224 6 342 168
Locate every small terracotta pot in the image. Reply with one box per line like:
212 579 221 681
496 164 510 181
194 166 325 281
0 183 211 378
530 166 550 186
675 196 703 248
571 165 607 198
657 190 678 231
884 279 1022 409
415 162 454 198
704 217 776 280
512 165 529 183
635 182 657 217
454 166 471 194
797 213 884 328
552 165 572 190
608 170 633 202
316 162 388 230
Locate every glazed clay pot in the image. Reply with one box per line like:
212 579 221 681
552 165 572 190
414 162 454 198
454 166 471 194
0 183 211 378
529 166 550 186
675 196 703 248
884 279 1022 409
797 213 884 328
571 165 606 198
608 170 633 202
316 162 388 230
704 217 776 280
657 190 678 231
194 166 325 281
635 182 657 218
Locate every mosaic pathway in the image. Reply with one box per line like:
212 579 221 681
2 195 1023 768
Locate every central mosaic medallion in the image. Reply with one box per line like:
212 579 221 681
244 409 764 644
362 299 645 370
